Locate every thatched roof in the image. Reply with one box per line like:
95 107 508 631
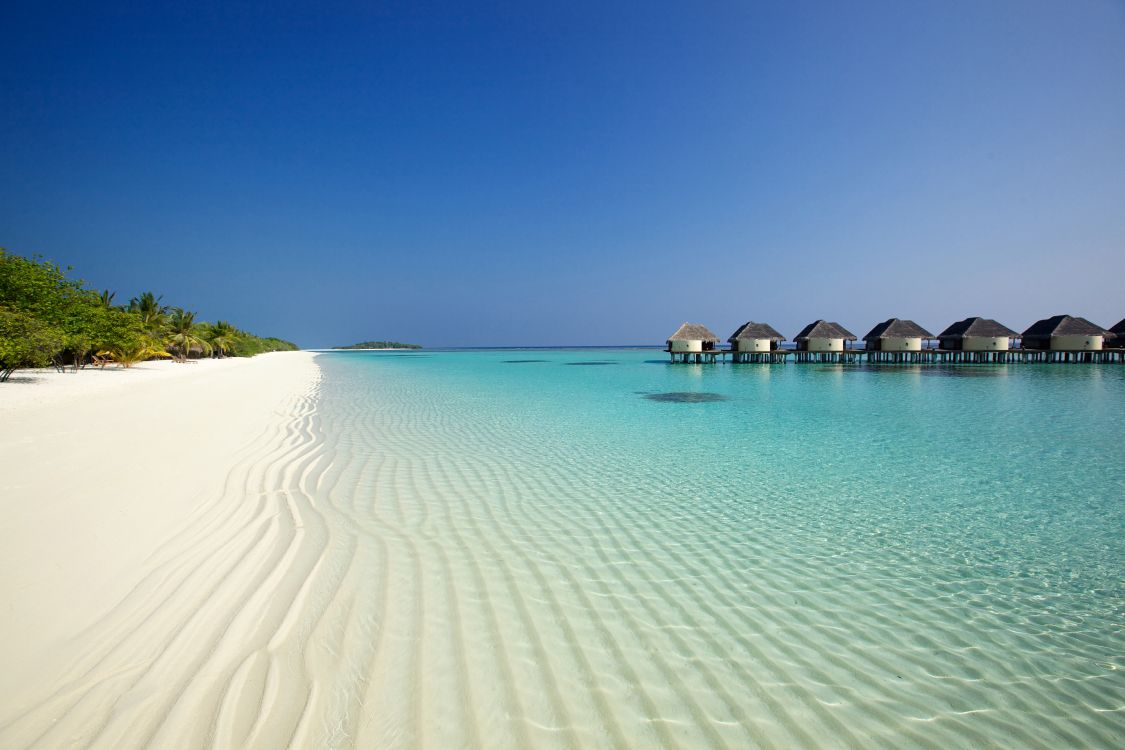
937 317 1018 339
727 321 784 343
667 322 719 342
1108 318 1125 344
793 320 856 341
1022 315 1109 338
863 318 934 341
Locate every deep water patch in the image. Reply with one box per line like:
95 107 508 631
643 391 729 403
502 360 548 364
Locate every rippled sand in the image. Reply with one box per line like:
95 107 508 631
2 350 1122 748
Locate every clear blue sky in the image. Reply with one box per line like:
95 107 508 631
3 1 1123 347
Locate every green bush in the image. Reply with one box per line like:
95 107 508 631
0 307 65 381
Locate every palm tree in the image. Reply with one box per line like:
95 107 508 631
104 342 172 368
206 320 238 358
98 289 117 308
164 308 212 361
128 291 167 335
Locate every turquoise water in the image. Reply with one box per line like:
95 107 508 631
314 350 1124 748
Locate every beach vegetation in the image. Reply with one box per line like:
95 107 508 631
128 291 168 335
106 342 173 368
0 249 299 380
229 332 299 357
0 250 84 325
203 320 238 358
60 303 147 370
164 308 213 362
0 249 137 369
0 307 65 381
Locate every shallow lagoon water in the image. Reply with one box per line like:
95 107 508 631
313 349 1124 748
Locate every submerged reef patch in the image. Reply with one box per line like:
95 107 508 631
643 391 729 403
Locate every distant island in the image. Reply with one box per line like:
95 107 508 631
334 341 423 350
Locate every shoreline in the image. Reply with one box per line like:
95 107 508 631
0 352 321 724
2 350 1120 747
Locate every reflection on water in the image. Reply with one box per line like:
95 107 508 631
877 365 1010 378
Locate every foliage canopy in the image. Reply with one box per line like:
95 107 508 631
0 249 298 380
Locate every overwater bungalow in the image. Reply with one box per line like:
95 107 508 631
1021 315 1109 351
728 322 785 363
793 320 857 362
862 318 935 363
863 318 933 351
936 317 1018 362
794 320 855 351
666 322 720 364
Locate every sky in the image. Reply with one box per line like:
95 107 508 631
2 0 1123 348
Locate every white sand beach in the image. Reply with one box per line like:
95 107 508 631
0 353 320 747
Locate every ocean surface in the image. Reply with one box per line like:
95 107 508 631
308 349 1124 748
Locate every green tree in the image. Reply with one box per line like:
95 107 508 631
91 305 145 356
52 292 145 369
0 250 80 322
0 307 64 381
164 308 212 361
205 320 238 358
0 249 100 368
227 329 298 356
127 291 167 336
